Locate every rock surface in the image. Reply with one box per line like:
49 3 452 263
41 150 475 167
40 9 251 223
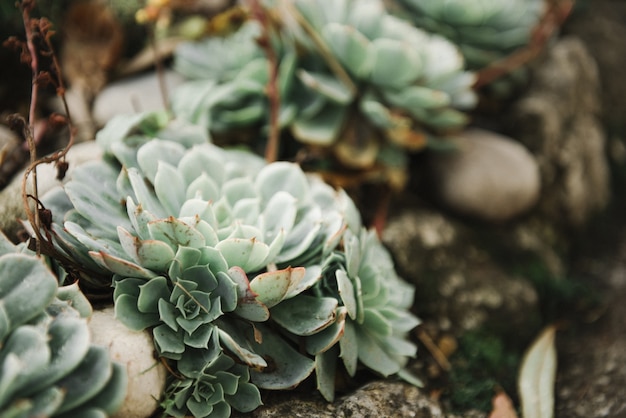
426 128 541 223
508 37 609 226
234 380 484 418
89 307 167 418
92 70 186 126
564 3 626 136
382 201 540 340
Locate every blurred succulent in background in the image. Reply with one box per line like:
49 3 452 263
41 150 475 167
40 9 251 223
0 232 127 418
35 111 418 417
395 0 547 96
171 0 477 186
395 0 545 69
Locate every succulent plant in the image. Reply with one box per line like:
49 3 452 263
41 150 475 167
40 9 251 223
395 0 546 69
33 112 419 416
171 0 476 177
0 232 127 418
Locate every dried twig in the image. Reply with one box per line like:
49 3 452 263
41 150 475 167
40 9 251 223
474 0 575 88
249 0 281 163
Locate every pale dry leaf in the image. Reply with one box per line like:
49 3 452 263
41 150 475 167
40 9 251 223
518 325 558 418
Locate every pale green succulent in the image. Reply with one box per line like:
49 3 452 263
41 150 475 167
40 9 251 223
163 352 263 418
396 0 545 69
269 228 421 401
171 0 476 172
0 232 127 418
36 112 418 417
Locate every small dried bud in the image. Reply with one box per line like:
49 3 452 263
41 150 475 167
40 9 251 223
48 113 68 128
56 161 69 180
6 114 27 137
39 207 53 229
36 71 55 88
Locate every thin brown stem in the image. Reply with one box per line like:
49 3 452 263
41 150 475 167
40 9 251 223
149 25 171 114
249 0 281 163
474 0 574 88
20 0 41 254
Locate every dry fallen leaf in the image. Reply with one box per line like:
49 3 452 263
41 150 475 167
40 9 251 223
518 325 558 418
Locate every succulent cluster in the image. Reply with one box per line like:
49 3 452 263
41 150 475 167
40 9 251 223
0 232 127 418
395 0 546 68
172 0 476 176
38 112 419 416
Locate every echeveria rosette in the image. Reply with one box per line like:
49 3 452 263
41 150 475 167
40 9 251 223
268 227 420 401
396 0 546 69
396 0 546 96
0 232 127 417
171 0 476 175
163 353 262 418
37 113 419 414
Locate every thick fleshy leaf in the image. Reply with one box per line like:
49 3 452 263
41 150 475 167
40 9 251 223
23 315 90 395
90 251 155 279
154 161 186 215
315 346 339 402
339 319 358 377
136 139 186 184
305 307 347 355
114 294 160 331
255 162 309 203
322 23 373 79
271 295 337 336
216 238 269 272
55 346 112 414
249 267 306 308
262 191 298 243
217 326 267 369
147 217 206 250
383 85 451 110
297 69 354 105
355 329 401 377
228 382 263 413
249 325 315 390
368 38 422 89
0 326 50 405
153 324 186 358
81 362 128 415
336 270 357 320
64 162 131 232
56 283 93 318
291 103 347 145
0 254 58 340
362 308 393 337
137 276 170 314
127 167 167 219
117 227 176 271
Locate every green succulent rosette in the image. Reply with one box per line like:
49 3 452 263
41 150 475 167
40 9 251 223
0 232 127 418
171 0 476 174
396 0 545 68
37 112 418 417
396 0 547 96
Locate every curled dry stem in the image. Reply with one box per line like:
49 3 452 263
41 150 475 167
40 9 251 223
14 1 97 287
474 0 575 88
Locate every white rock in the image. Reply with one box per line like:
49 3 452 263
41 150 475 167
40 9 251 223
427 128 541 222
89 307 167 418
92 70 186 126
0 141 103 240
